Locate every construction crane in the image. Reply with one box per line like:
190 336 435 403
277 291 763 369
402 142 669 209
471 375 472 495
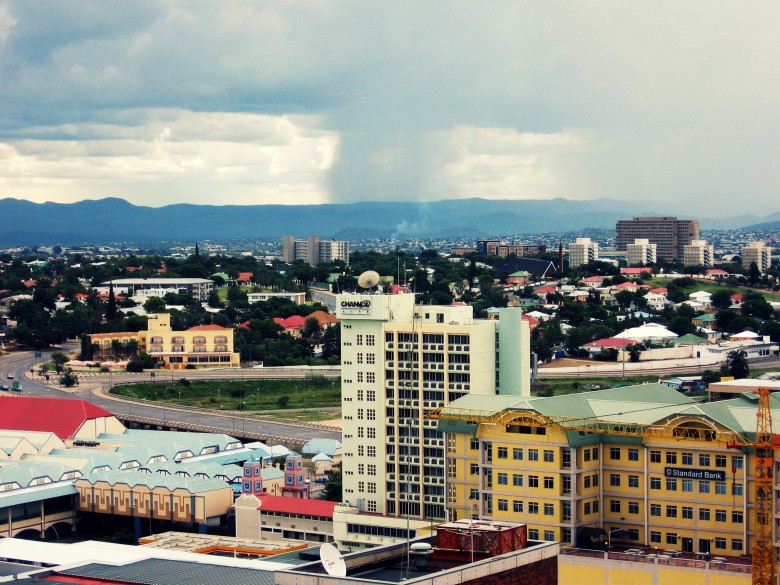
429 390 776 584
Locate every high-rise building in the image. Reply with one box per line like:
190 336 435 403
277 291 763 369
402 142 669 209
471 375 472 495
333 292 530 550
281 235 349 266
616 217 699 261
742 241 772 273
568 238 598 268
683 239 714 267
625 238 657 266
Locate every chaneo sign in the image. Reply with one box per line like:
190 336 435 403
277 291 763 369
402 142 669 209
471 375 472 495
664 467 726 481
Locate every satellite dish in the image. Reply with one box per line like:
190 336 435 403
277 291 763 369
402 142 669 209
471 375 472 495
320 543 347 577
357 270 380 289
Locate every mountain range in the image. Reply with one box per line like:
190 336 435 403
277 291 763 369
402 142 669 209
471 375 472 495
0 197 778 246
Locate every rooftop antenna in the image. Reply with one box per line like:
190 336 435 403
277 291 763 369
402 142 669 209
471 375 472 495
320 543 347 577
357 270 380 290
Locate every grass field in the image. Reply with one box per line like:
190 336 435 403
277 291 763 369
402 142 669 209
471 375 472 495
110 375 341 412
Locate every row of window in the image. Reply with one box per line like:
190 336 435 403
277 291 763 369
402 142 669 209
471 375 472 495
649 531 743 551
647 504 743 523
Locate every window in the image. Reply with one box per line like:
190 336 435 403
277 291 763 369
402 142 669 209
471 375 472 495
358 427 364 438
583 449 591 463
544 530 555 541
528 475 539 488
628 475 639 488
592 447 599 460
610 474 620 487
666 533 678 545
544 503 554 516
733 456 744 470
651 478 661 490
715 455 727 468
699 454 710 467
715 481 727 495
470 489 479 500
699 508 710 521
682 452 693 465
544 476 554 489
666 452 677 464
610 500 620 513
714 537 726 550
498 499 508 512
682 506 693 519
584 502 591 515
367 353 376 365
628 448 639 461
732 511 743 524
544 449 554 462
699 481 710 494
367 446 376 457
528 502 539 514
497 447 508 459
650 531 661 544
470 464 479 475
528 449 539 461
563 475 571 494
682 479 693 492
650 450 661 463
528 529 539 540
666 478 677 491
592 474 599 487
610 447 621 460
732 539 743 552
497 473 508 485
650 504 661 516
629 501 639 514
367 428 376 439
562 448 571 468
715 509 727 522
470 438 479 450
513 474 523 487
367 464 376 475
513 500 523 513
666 505 677 518
584 476 591 489
513 448 523 460
732 483 743 496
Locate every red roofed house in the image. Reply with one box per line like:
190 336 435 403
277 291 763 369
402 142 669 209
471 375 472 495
273 314 308 337
620 267 653 276
0 396 124 440
307 310 340 330
706 268 729 279
237 272 253 284
581 337 634 356
234 493 337 542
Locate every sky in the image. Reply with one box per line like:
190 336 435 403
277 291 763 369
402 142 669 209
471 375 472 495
0 2 778 217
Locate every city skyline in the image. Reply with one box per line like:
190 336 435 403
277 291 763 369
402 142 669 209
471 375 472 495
1 2 779 216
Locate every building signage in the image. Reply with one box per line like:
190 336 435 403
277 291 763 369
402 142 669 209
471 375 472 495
341 300 371 309
664 467 726 481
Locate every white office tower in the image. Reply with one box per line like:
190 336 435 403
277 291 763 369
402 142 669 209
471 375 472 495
626 238 657 265
336 292 530 542
742 241 772 273
568 238 598 268
683 239 714 267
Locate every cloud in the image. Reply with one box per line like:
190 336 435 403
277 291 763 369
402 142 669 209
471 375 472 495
0 1 779 215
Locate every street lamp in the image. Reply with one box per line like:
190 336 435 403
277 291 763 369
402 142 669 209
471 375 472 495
468 500 479 564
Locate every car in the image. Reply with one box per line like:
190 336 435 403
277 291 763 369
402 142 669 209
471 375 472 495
6 373 13 379
0 384 9 391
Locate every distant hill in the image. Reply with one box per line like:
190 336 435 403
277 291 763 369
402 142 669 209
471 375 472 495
0 196 776 245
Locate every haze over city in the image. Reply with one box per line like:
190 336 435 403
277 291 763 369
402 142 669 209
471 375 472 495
1 2 779 217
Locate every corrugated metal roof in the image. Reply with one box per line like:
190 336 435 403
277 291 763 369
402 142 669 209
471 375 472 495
60 558 276 585
0 482 77 507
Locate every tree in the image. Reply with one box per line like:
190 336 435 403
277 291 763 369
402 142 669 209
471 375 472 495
106 282 118 321
303 317 322 339
725 349 749 379
319 465 342 502
143 296 167 314
59 368 78 387
700 370 721 387
710 289 734 310
50 352 69 373
748 261 761 285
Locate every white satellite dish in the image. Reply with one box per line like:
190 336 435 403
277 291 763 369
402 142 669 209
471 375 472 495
357 270 380 289
320 543 347 577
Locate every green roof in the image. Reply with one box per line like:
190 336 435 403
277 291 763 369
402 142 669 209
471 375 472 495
672 333 708 345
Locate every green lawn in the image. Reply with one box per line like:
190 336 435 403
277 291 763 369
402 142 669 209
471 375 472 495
647 278 780 301
110 375 341 411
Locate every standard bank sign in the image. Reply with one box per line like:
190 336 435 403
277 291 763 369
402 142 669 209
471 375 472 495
664 467 726 481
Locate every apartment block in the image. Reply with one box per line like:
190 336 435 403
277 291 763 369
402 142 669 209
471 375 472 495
683 240 714 267
441 384 765 559
282 235 349 266
616 217 699 261
334 293 530 550
742 241 772 273
625 238 657 266
103 278 213 302
476 239 546 257
568 238 598 268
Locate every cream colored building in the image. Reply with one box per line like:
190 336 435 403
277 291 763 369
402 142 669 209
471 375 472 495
742 241 772 273
569 238 599 268
626 238 657 266
234 493 337 543
334 293 530 550
683 240 714 267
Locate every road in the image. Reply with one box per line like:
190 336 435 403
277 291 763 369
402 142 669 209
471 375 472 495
0 347 341 444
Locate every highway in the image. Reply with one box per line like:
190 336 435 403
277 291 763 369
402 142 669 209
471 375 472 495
0 347 341 444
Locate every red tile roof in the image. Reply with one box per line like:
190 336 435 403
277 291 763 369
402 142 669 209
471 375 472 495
620 267 653 275
256 495 338 518
307 310 340 325
649 287 667 294
277 315 308 329
0 397 115 440
186 324 230 331
584 337 634 349
237 272 253 282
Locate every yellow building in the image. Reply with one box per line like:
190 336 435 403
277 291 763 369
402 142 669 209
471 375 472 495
438 383 770 563
90 313 239 370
